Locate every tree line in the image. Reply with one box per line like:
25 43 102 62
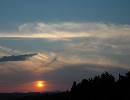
71 71 130 100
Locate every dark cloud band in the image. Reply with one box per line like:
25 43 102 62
0 53 37 62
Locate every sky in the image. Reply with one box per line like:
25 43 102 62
0 0 130 92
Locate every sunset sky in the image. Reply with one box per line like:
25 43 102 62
0 0 130 92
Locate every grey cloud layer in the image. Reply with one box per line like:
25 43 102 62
0 53 37 62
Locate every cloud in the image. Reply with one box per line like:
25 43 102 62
0 22 130 39
0 45 21 57
0 53 37 62
0 52 61 75
0 22 130 70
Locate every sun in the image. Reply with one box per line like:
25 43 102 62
36 81 44 88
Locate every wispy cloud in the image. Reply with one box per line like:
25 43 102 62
0 45 21 56
0 52 61 74
0 22 130 39
0 22 130 68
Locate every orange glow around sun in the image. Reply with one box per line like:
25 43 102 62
36 81 45 88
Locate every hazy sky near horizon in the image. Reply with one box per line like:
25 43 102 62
0 0 130 92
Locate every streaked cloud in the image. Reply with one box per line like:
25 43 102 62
0 22 130 69
0 22 130 39
0 45 21 57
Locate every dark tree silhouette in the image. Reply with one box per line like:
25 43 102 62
71 71 130 100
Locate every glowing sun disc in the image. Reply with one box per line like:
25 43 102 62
36 81 44 88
